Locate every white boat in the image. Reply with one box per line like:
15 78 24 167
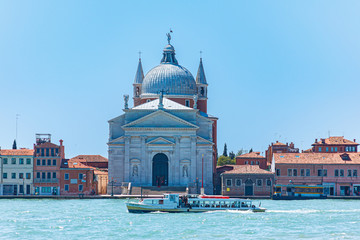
126 194 266 213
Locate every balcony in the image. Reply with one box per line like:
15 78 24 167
34 178 59 183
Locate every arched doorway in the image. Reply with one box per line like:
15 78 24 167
152 153 169 186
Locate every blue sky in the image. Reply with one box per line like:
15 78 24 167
1 1 360 158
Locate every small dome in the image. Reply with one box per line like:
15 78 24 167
163 44 175 51
141 64 196 96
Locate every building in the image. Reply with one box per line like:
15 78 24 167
0 149 34 195
60 158 108 195
308 136 358 153
236 152 267 170
272 153 360 196
265 141 299 165
70 155 108 171
108 33 217 194
220 165 274 197
33 134 64 195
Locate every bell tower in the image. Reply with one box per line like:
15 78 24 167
196 57 208 113
133 55 144 106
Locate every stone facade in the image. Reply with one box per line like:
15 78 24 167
108 98 214 194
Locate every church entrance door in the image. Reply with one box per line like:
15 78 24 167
152 153 169 186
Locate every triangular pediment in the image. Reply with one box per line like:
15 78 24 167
147 137 175 146
196 136 214 145
123 110 198 130
108 136 125 145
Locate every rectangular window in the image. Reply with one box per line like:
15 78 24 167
326 147 329 152
79 184 83 192
19 185 24 194
3 158 8 164
26 173 31 179
251 161 254 165
319 147 322 152
51 148 54 156
64 173 69 180
293 169 297 177
331 147 333 152
26 158 31 164
226 179 232 186
340 169 344 177
64 184 69 191
53 159 57 166
236 179 241 186
41 148 44 156
11 158 16 164
42 172 46 179
79 173 83 180
354 170 358 177
276 169 281 176
347 169 352 177
300 169 305 176
185 100 190 107
317 169 323 177
19 158 24 164
46 148 49 156
42 159 46 165
323 169 327 177
11 173 16 179
3 173 7 179
335 169 339 177
19 173 24 179
257 179 262 186
335 147 338 152
267 179 272 186
53 172 56 178
287 169 292 176
47 172 51 179
37 159 41 165
306 169 311 176
245 161 248 164
47 159 51 166
36 172 40 178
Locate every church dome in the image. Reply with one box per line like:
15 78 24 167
141 41 196 96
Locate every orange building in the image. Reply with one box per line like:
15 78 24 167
309 136 358 153
236 152 267 170
60 157 108 195
265 141 299 165
33 134 64 195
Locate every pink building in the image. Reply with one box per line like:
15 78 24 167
272 153 360 196
236 152 267 170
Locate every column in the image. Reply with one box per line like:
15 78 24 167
175 136 180 185
124 136 130 182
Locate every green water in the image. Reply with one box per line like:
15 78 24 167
0 199 359 239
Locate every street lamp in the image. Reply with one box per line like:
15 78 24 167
109 177 116 197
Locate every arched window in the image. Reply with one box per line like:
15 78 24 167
200 87 205 96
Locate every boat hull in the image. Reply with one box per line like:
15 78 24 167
126 203 266 213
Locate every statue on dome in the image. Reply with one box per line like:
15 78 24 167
166 29 172 44
124 94 129 109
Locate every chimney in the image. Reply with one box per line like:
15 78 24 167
276 141 278 143
354 139 356 143
59 139 63 146
315 139 317 143
322 139 325 144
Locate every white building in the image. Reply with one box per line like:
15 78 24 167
108 34 218 194
0 149 34 195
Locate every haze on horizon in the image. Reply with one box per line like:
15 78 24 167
1 1 360 158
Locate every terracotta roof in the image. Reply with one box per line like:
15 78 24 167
273 141 286 146
0 149 34 156
274 153 360 164
236 152 265 159
222 165 273 175
312 136 358 146
302 148 313 153
71 155 108 162
62 158 107 174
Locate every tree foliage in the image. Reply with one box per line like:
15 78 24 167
236 148 246 157
12 140 17 150
229 151 235 159
217 155 235 166
249 148 253 153
223 143 228 157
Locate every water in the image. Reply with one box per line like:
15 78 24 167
0 199 359 239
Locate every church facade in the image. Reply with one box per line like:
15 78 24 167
108 34 217 194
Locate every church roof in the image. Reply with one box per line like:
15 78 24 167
196 58 207 84
132 98 193 110
134 58 144 84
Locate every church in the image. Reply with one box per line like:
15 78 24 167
108 33 218 194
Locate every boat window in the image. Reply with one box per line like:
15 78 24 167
159 200 164 204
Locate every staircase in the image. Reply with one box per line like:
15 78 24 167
130 186 187 196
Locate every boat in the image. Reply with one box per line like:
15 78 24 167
273 184 327 200
126 194 266 213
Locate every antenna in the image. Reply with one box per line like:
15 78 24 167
138 51 142 59
200 50 203 58
15 114 20 142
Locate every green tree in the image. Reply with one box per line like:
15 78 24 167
229 151 235 159
236 148 246 156
217 155 235 166
12 140 17 149
223 143 228 157
249 148 253 153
